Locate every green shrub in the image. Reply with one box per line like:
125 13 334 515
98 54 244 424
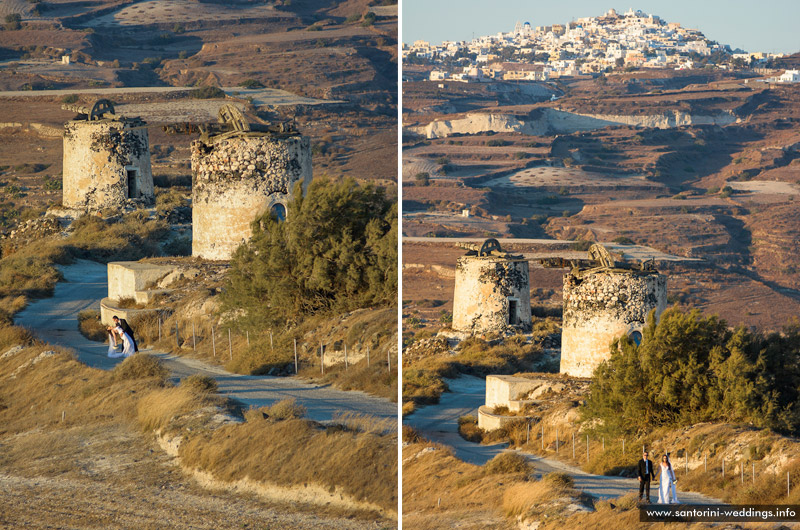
572 239 593 251
42 175 61 190
189 86 226 99
583 308 800 435
239 79 264 89
361 12 376 26
222 178 397 328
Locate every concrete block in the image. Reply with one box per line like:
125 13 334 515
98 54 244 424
107 261 176 301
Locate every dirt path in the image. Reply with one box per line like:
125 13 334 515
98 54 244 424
0 471 380 530
402 236 574 245
14 260 396 424
0 86 339 106
404 376 722 505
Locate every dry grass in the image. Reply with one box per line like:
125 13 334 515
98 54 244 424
0 211 171 315
1 320 397 519
403 425 423 443
179 415 397 513
299 357 398 401
136 386 214 432
77 309 107 342
332 412 397 435
538 490 750 530
458 414 483 443
403 439 559 529
0 295 26 318
243 398 307 423
402 327 558 409
180 373 218 394
484 451 533 476
112 353 170 383
0 321 396 527
128 300 397 401
502 472 575 517
506 397 800 508
115 297 145 309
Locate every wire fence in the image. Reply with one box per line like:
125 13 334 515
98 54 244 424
524 422 794 497
127 312 395 374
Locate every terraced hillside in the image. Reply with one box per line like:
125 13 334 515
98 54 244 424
403 67 800 330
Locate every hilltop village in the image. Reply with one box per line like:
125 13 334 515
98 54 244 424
403 8 795 81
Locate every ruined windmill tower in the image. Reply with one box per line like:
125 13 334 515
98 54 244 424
62 99 154 211
452 239 532 334
189 104 311 260
554 244 667 378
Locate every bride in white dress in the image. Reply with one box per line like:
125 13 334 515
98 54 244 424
107 326 125 358
114 324 136 357
658 454 679 504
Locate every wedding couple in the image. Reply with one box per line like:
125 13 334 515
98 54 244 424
107 316 138 358
637 450 679 504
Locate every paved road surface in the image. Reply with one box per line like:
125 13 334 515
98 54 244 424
405 376 720 504
14 260 396 424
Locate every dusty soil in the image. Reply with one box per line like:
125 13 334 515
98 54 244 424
0 428 381 530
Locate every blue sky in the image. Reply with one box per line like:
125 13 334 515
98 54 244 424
402 1 800 54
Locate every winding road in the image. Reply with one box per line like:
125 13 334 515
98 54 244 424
404 376 721 504
14 260 396 425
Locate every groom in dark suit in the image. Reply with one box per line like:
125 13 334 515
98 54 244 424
637 450 656 503
112 315 138 353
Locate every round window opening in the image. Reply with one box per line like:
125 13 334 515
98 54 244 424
270 203 286 222
629 330 643 346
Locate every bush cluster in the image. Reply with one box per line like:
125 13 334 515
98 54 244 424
222 178 397 328
583 308 800 435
